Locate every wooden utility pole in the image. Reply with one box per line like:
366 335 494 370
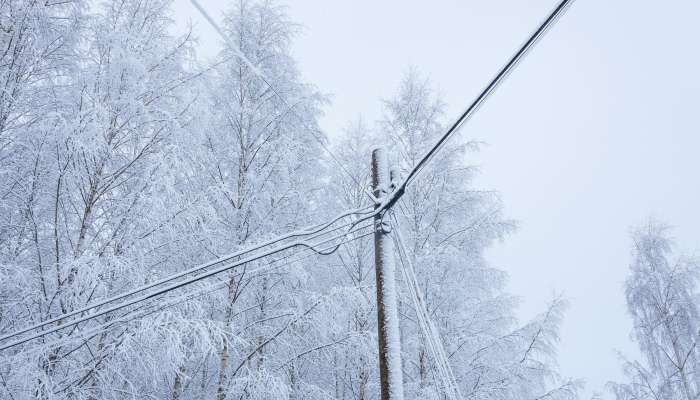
371 147 404 400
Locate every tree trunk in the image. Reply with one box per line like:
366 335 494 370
172 365 186 400
216 274 239 400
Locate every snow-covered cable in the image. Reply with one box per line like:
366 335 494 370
390 212 463 400
189 0 376 202
0 222 374 351
381 0 576 212
0 206 373 344
15 230 375 356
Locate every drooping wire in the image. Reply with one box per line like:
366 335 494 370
390 211 463 400
0 220 375 351
189 0 376 202
11 230 375 357
0 205 373 345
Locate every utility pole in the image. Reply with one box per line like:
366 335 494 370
371 147 404 400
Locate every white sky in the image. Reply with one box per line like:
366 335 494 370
171 1 700 398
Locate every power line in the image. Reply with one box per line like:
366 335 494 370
16 230 375 357
0 206 372 344
189 0 375 201
0 222 374 350
383 0 576 210
390 212 462 400
0 221 375 351
0 207 372 341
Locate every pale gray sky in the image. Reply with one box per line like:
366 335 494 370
171 1 700 398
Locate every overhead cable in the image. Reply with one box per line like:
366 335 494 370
189 0 375 201
0 214 375 350
383 0 576 210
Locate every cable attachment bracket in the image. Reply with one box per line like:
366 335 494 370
375 211 392 234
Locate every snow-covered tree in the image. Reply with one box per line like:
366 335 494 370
379 70 580 400
0 1 582 399
609 220 700 400
148 1 329 398
0 0 196 397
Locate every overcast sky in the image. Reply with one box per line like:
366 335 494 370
171 1 700 398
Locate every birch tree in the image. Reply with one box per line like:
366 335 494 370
0 2 584 399
381 70 579 400
0 0 196 397
175 1 327 398
322 119 378 400
609 220 700 400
